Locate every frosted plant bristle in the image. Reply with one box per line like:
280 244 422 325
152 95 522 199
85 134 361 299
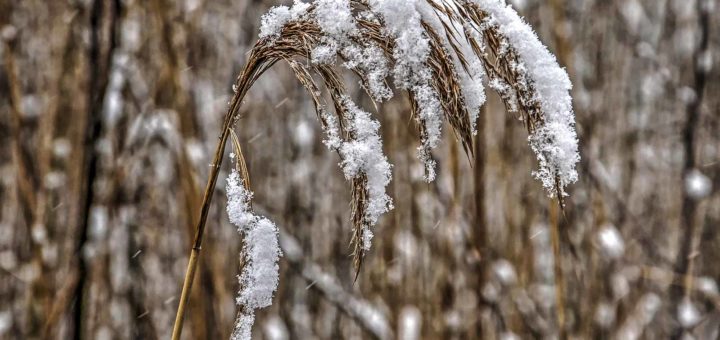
259 0 310 40
226 171 282 340
338 96 394 251
470 0 579 196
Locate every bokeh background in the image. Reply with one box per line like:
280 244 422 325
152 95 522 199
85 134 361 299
1 0 719 339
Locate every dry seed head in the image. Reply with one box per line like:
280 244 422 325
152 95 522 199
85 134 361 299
225 1 579 337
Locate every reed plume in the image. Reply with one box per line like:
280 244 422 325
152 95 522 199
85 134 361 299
172 1 579 338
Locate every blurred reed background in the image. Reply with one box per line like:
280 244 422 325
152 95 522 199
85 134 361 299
0 0 719 339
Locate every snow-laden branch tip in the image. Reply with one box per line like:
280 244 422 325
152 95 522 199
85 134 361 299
470 0 579 196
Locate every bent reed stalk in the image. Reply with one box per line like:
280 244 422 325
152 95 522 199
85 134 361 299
172 1 579 338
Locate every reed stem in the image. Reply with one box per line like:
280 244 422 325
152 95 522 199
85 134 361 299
550 201 567 339
170 88 244 340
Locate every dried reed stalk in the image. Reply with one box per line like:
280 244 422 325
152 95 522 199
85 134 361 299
172 1 576 337
670 1 711 337
3 37 36 220
550 200 567 338
172 36 272 338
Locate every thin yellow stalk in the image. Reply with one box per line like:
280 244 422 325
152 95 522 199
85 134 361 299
171 88 245 340
550 201 567 339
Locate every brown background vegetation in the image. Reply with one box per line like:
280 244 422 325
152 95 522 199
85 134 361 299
1 0 719 339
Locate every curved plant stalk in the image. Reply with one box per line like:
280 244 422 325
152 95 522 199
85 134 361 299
170 93 236 340
171 54 266 340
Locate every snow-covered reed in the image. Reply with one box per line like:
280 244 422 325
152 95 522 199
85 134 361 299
172 1 580 338
226 170 282 340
